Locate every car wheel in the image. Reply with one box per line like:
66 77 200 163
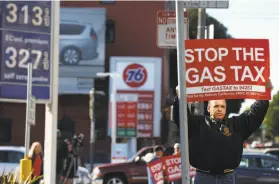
104 175 126 184
61 46 81 65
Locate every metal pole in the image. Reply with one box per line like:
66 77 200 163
44 1 60 183
197 8 206 39
89 89 95 172
208 24 214 39
24 63 33 155
175 1 189 184
111 74 117 145
196 8 207 115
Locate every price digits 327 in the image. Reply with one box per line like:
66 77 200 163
5 47 49 70
6 3 50 27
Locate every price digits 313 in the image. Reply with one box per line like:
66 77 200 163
6 3 50 27
5 47 49 70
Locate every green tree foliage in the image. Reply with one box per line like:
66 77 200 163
263 91 279 137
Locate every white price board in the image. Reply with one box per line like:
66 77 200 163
27 95 36 126
157 10 188 48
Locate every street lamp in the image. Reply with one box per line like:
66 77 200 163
96 72 120 146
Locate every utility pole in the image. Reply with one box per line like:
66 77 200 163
89 88 105 171
89 89 95 172
196 8 207 115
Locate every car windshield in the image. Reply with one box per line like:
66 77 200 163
127 147 154 162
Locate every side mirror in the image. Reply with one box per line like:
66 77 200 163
134 156 140 163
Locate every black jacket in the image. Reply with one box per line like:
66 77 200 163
56 138 68 174
173 97 269 171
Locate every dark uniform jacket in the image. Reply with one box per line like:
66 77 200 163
173 97 269 172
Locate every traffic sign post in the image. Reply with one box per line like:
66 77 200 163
21 63 35 183
157 10 188 48
24 63 33 157
28 95 36 126
174 1 229 184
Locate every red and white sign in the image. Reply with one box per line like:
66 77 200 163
189 166 196 178
157 10 188 48
147 159 164 184
116 94 138 137
162 154 181 182
123 63 148 88
184 39 271 102
109 57 162 138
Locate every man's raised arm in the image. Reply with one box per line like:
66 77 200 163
234 80 272 140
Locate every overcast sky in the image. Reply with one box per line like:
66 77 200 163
207 0 279 113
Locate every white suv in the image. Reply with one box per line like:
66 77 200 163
0 146 25 175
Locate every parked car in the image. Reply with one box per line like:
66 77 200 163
235 152 279 184
91 146 194 184
0 146 25 175
60 20 98 65
244 148 279 158
0 146 91 184
92 146 154 184
85 151 111 171
263 148 279 158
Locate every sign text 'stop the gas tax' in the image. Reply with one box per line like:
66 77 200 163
185 47 265 63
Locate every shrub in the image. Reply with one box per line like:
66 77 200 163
0 170 43 184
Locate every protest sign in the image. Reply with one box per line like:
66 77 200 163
162 154 181 182
184 39 271 102
147 159 164 184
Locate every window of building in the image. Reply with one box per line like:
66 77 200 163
0 117 12 143
106 19 115 43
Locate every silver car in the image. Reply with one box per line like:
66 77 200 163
60 20 99 65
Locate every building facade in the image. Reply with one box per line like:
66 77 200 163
0 1 173 163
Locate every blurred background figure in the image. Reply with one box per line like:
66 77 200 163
173 143 180 155
172 143 181 184
56 129 68 184
28 142 43 184
62 139 78 184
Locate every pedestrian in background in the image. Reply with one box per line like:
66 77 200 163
172 143 181 184
146 145 164 184
28 142 44 184
61 139 78 184
56 129 68 184
173 80 272 184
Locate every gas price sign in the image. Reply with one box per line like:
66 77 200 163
0 1 52 102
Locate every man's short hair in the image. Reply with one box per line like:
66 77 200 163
174 143 180 149
208 99 227 106
154 145 164 152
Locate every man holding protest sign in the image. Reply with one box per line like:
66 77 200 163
173 39 272 184
172 143 181 184
146 146 165 184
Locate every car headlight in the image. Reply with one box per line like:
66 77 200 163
92 167 101 177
